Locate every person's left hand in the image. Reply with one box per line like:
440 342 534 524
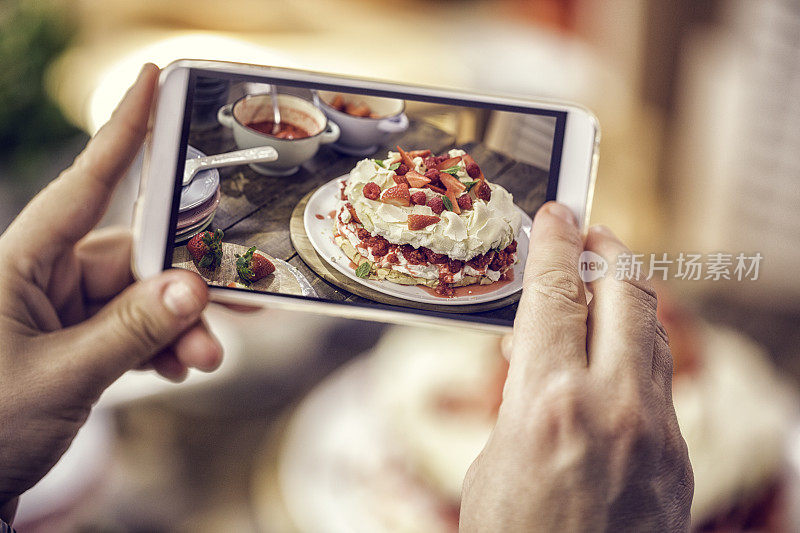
0 64 223 520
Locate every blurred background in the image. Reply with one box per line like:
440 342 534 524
2 0 799 531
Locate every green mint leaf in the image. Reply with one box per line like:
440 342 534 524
388 162 400 171
373 159 386 168
440 165 460 175
463 180 479 191
355 261 371 278
441 195 453 211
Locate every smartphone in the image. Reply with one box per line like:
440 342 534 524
133 60 599 333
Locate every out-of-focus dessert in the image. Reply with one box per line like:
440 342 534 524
334 146 521 297
266 298 797 532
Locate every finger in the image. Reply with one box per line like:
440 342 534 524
171 320 223 372
651 321 674 401
76 227 134 302
50 268 208 398
2 64 159 270
511 202 588 378
150 349 189 383
584 225 659 382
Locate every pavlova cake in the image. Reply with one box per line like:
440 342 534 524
334 146 521 296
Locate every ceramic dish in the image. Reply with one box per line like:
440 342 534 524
177 187 220 230
180 146 220 212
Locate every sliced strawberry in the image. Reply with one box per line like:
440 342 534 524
346 202 361 223
381 183 411 207
436 156 462 171
363 182 380 200
396 145 416 170
439 172 467 194
405 170 431 188
444 188 460 214
427 184 446 194
408 149 432 158
392 175 410 186
408 214 441 230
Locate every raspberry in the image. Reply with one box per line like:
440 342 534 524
369 236 389 256
423 156 438 170
424 169 439 181
490 250 509 271
475 182 491 202
427 196 445 214
400 244 426 265
467 253 491 270
356 227 371 241
423 247 448 264
435 283 454 297
504 240 518 254
466 162 481 179
457 194 473 211
363 182 380 200
411 191 427 205
395 163 409 175
448 259 464 273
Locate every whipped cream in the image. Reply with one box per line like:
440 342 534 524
342 150 521 261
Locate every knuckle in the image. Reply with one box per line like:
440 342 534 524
529 267 585 307
114 299 165 353
616 275 658 313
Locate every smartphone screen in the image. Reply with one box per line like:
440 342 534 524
165 69 567 328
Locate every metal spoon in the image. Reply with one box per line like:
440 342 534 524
183 146 278 186
270 84 281 135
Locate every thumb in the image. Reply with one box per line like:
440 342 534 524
58 269 208 395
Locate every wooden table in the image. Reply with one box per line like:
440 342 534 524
187 117 550 323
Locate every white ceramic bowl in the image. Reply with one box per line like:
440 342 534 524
317 91 408 156
218 94 340 176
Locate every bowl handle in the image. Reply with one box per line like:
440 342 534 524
377 113 409 133
319 121 341 144
217 104 235 128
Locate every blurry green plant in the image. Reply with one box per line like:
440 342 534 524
0 1 80 175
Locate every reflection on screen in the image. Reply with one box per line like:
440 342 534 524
168 71 565 327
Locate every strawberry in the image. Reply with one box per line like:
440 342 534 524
504 240 518 254
457 193 473 211
235 246 275 284
436 155 462 171
363 182 381 200
392 175 410 186
368 235 390 256
439 172 466 194
423 247 448 264
427 195 445 214
411 191 427 205
346 202 361 223
356 227 371 241
396 145 416 170
407 149 432 158
386 253 399 264
381 183 411 207
448 259 464 273
407 214 440 230
405 170 431 188
400 244 426 264
187 229 223 270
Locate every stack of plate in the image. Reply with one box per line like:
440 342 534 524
175 146 221 243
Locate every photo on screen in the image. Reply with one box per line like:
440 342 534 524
166 70 566 327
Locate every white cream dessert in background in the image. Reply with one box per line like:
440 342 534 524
334 147 522 296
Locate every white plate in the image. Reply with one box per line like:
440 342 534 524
303 176 531 306
180 145 221 212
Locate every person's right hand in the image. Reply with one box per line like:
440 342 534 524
460 202 693 531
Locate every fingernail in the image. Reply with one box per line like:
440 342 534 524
545 202 577 227
163 280 200 317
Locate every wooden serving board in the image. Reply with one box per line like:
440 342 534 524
289 190 521 314
173 242 308 296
